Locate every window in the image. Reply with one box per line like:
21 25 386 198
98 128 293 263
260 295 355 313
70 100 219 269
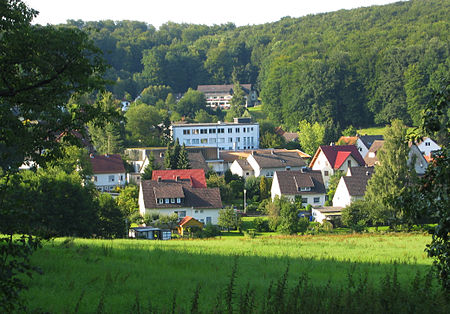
301 197 308 203
237 137 240 142
165 198 170 204
120 175 123 181
286 166 291 171
219 128 225 133
314 197 320 203
158 198 164 204
299 187 311 192
243 128 246 133
93 176 97 182
108 175 115 182
347 160 352 168
218 138 225 143
201 138 208 144
178 211 186 218
246 172 250 176
192 139 199 144
210 138 216 143
184 139 191 144
195 210 198 213
324 171 329 176
200 210 204 213
177 198 181 203
200 129 207 134
228 137 233 143
235 127 240 133
183 129 190 135
206 217 212 224
425 142 430 146
209 129 216 134
228 128 233 133
193 129 199 135
251 127 253 131
171 198 175 203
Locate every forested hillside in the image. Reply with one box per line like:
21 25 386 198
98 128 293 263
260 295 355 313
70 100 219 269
64 0 449 130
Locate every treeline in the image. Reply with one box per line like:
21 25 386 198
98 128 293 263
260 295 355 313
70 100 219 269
61 0 449 130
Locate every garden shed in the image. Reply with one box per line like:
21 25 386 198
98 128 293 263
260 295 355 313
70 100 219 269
129 227 171 240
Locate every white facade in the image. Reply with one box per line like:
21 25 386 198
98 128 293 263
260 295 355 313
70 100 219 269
417 137 441 156
171 121 259 151
332 179 363 208
356 138 370 158
408 144 428 175
311 152 359 188
138 188 219 224
92 172 125 192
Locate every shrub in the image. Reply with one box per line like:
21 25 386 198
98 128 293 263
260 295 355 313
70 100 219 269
253 218 270 232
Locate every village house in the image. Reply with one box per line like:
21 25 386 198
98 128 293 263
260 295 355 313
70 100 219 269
197 84 258 109
311 207 343 224
337 135 384 158
364 140 428 174
89 154 126 192
309 145 366 188
416 137 441 157
231 150 307 178
139 178 222 225
151 169 207 188
332 166 375 208
271 169 326 207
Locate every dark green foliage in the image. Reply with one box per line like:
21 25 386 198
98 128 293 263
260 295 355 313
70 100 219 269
0 235 41 313
341 200 369 232
177 143 190 169
326 171 344 202
418 78 450 291
96 193 125 238
253 217 269 232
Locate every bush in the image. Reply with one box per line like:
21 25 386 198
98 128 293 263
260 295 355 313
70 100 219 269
253 218 270 232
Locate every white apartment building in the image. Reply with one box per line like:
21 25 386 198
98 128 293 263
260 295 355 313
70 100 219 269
171 118 259 151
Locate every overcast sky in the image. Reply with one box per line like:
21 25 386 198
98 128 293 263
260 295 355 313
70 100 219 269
24 0 404 28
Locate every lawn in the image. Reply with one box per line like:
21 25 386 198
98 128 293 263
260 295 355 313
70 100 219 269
22 232 440 313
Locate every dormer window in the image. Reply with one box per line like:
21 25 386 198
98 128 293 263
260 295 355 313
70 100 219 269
177 198 181 204
165 198 169 204
158 198 164 204
299 187 311 192
170 198 175 204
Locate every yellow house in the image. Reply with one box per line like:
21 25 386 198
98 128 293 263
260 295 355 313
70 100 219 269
177 216 203 236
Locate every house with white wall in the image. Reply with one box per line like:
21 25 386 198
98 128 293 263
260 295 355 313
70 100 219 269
364 140 428 175
332 167 375 208
309 145 366 188
170 118 259 151
139 179 222 225
90 154 126 192
271 169 326 207
197 84 258 109
416 137 441 156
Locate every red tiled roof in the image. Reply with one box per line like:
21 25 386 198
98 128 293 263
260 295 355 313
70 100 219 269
90 154 125 174
311 145 365 170
334 151 352 169
152 169 207 188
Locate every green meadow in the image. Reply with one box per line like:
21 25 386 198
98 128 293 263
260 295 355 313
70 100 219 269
21 232 446 313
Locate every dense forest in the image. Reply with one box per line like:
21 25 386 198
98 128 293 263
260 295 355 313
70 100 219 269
62 0 449 132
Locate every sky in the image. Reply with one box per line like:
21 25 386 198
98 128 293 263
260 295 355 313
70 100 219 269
24 0 404 28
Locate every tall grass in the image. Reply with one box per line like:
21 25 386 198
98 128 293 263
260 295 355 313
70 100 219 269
23 233 439 312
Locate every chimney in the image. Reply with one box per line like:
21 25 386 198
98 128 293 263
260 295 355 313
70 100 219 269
175 175 180 182
366 171 370 176
271 149 274 155
160 152 164 158
157 176 162 182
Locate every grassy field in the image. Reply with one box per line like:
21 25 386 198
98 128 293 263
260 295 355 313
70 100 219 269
21 232 440 313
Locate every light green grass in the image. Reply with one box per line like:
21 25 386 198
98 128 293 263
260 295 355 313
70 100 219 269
23 233 433 312
357 126 387 136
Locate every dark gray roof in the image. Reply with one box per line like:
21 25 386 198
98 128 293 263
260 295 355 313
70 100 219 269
342 167 375 196
235 159 253 171
359 135 384 149
252 151 306 169
275 170 326 195
141 180 222 209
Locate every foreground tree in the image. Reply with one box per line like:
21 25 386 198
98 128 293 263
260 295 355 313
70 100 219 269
364 120 418 228
0 1 109 310
418 78 449 291
218 207 241 231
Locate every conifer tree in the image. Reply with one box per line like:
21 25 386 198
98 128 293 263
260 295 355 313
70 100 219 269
177 144 190 169
164 142 173 169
